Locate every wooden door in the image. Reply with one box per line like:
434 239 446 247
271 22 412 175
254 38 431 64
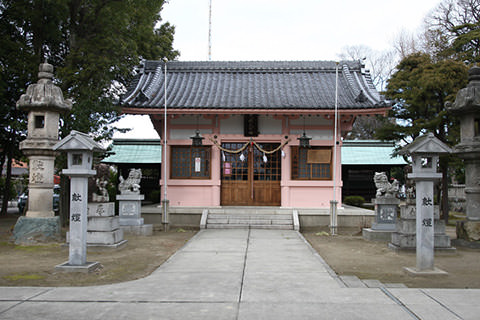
221 142 281 206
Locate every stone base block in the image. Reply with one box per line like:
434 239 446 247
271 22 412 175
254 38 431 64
12 216 61 245
403 267 448 276
121 224 153 236
390 233 453 250
87 202 115 217
55 261 100 273
87 229 124 245
456 220 480 241
119 217 144 226
362 228 393 241
400 205 440 219
88 216 120 232
371 223 396 231
395 220 446 234
87 239 128 249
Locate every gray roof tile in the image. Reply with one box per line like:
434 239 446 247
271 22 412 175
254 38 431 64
122 60 388 110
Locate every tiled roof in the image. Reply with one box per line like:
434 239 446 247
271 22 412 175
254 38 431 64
341 140 406 166
122 60 388 110
102 139 161 164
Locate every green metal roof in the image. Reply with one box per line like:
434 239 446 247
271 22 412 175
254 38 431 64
341 140 406 166
102 139 161 164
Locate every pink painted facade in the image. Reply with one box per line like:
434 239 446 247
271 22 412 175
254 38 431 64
121 61 389 208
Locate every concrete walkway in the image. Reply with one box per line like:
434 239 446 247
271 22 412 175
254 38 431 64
1 229 480 319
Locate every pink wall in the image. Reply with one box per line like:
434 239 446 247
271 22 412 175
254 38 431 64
159 115 345 208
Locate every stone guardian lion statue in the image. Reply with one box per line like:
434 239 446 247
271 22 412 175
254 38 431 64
118 168 142 195
373 172 399 198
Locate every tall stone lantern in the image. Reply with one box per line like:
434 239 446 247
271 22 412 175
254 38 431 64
13 61 72 244
54 131 104 272
448 66 480 241
399 133 451 274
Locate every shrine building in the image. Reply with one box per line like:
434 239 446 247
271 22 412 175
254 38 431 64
120 60 389 209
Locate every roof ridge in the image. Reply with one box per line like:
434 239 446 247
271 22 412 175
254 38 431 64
143 60 362 73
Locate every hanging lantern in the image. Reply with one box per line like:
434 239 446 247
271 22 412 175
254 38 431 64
298 131 311 148
190 129 204 146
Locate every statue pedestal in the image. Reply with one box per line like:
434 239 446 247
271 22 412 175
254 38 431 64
117 194 153 236
117 194 145 225
389 203 454 251
362 197 399 241
87 202 126 248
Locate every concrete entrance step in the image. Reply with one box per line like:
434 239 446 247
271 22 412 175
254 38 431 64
207 214 293 230
200 208 300 230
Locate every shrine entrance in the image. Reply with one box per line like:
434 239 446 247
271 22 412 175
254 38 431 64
220 142 281 206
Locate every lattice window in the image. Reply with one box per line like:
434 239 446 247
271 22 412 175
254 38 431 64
253 143 281 181
221 143 248 181
291 146 332 180
171 146 211 179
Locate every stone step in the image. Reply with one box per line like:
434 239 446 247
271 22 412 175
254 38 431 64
208 216 292 223
206 212 294 230
208 214 292 220
207 224 293 230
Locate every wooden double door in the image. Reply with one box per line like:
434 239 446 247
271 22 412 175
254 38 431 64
221 142 281 206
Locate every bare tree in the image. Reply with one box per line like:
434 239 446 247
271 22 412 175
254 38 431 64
424 0 480 62
392 29 421 59
337 45 396 92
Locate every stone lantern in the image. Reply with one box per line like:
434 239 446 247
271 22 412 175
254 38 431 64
53 131 104 272
399 133 451 274
448 66 480 241
13 61 72 244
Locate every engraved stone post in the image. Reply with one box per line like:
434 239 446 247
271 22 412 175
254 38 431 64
54 131 104 272
400 133 451 275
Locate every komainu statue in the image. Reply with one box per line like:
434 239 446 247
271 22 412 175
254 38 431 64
119 168 142 195
374 172 399 198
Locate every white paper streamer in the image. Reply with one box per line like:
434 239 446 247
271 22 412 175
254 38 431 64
239 153 245 162
263 153 268 163
222 151 226 162
281 150 286 158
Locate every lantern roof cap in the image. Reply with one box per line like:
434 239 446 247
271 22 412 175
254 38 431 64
399 133 452 156
17 61 72 113
53 130 105 152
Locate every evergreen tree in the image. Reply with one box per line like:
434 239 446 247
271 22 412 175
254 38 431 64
377 52 468 220
0 0 179 215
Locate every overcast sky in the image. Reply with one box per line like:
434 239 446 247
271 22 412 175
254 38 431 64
113 0 442 139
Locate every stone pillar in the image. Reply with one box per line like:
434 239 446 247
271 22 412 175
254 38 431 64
68 174 91 265
13 61 72 244
414 179 436 270
448 66 480 241
53 131 104 272
399 133 451 275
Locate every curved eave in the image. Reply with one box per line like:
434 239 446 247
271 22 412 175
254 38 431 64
121 106 391 116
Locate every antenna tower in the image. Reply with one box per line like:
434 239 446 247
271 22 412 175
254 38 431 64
208 0 212 61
